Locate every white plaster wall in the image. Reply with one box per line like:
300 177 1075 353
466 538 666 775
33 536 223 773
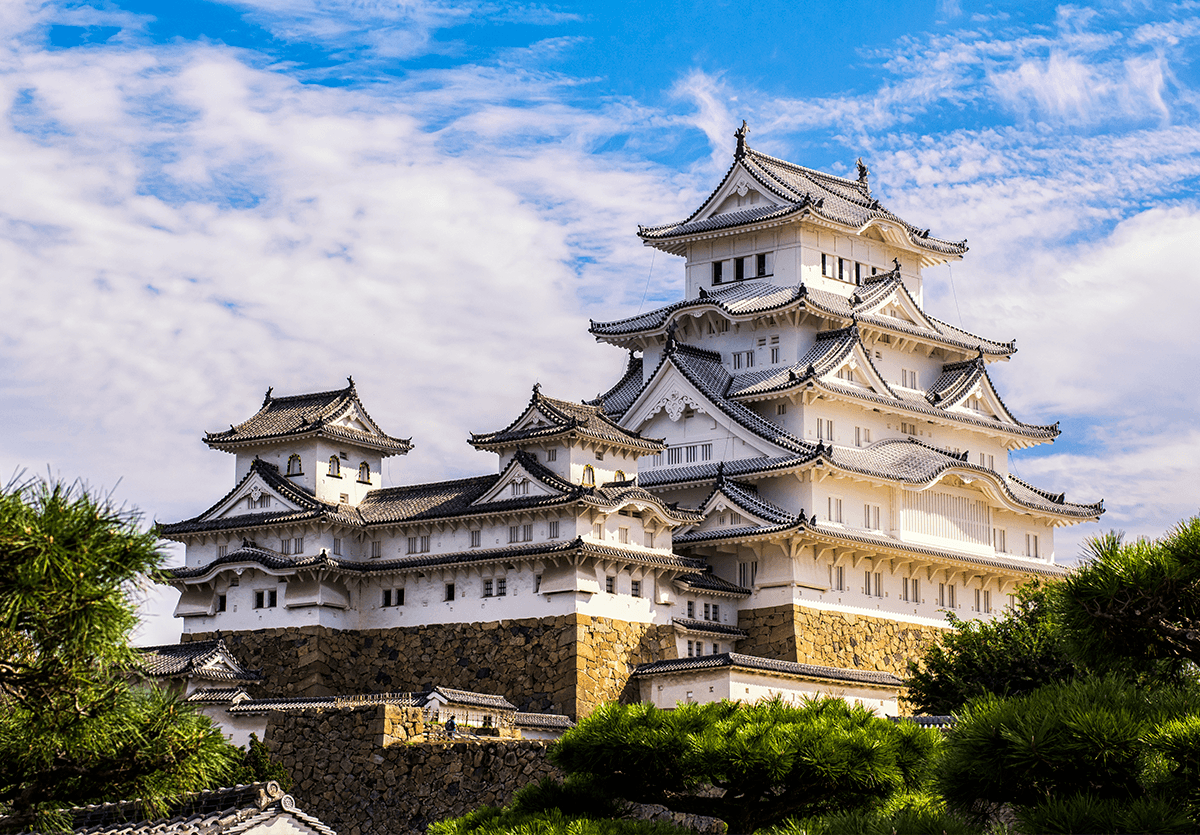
641 667 899 716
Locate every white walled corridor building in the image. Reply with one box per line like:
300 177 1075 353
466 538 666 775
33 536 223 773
159 125 1102 717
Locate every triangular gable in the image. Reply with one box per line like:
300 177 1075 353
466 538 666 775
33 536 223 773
691 161 788 222
856 278 938 333
817 340 897 398
691 487 785 534
204 467 308 522
621 360 795 460
471 454 572 506
946 371 1021 425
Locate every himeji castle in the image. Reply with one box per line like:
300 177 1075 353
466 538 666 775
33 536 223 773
159 124 1103 719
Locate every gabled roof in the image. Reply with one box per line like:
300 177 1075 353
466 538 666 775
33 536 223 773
637 135 967 262
672 617 749 639
697 472 799 528
631 652 903 687
204 379 412 456
639 455 809 490
135 639 261 683
590 351 645 417
167 537 707 585
157 458 357 538
470 384 663 454
674 570 752 597
589 278 1016 358
514 712 575 730
427 686 516 711
50 782 334 835
628 342 813 456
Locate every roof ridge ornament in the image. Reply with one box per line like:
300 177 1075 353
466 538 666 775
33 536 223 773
346 376 354 390
856 157 870 195
263 387 273 406
734 120 749 160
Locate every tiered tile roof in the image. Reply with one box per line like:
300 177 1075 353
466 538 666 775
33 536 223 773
637 143 968 260
136 639 261 683
204 379 412 456
671 617 749 639
631 652 903 687
470 384 663 454
590 278 1016 358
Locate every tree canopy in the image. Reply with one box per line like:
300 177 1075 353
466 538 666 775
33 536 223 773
903 581 1079 715
1057 518 1200 676
0 477 238 830
549 697 939 833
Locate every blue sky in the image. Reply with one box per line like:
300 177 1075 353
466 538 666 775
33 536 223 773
3 0 1200 644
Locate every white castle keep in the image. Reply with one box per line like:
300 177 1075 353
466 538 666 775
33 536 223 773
160 125 1102 718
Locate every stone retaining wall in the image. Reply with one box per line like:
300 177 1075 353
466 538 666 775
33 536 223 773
266 706 559 835
737 604 945 674
187 614 674 718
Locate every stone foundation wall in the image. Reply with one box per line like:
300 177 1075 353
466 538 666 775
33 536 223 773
187 614 674 718
738 604 945 674
266 706 558 835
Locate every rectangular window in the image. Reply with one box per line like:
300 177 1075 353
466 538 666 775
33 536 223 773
734 257 745 281
993 528 1006 553
770 346 780 363
650 452 663 467
216 594 227 612
687 600 695 618
685 445 697 463
631 580 641 598
666 447 682 465
509 525 520 543
445 583 455 602
217 545 228 558
829 565 845 591
827 496 843 523
420 535 429 553
912 578 920 602
534 575 542 593
817 418 834 442
293 537 302 554
703 602 711 620
333 538 343 556
606 575 615 594
592 522 603 539
712 261 724 284
864 570 871 596
821 253 834 277
483 579 494 597
406 536 417 554
838 257 848 282
496 577 507 597
470 529 482 548
522 524 532 542
900 422 918 436
855 426 871 447
687 640 695 657
974 588 980 612
776 403 787 416
902 577 909 602
254 589 277 609
366 540 378 559
548 521 560 540
983 590 992 613
280 538 291 555
701 443 713 461
711 603 720 621
855 262 864 284
757 253 769 276
902 369 919 389
619 526 629 544
546 448 557 462
949 584 957 608
874 572 883 598
978 452 995 470
738 561 758 588
382 588 393 607
864 503 881 530
1026 534 1040 558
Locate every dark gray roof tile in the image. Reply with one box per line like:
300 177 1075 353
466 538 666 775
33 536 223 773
631 652 903 686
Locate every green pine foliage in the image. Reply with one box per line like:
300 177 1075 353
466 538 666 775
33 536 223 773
430 806 694 835
902 581 1078 715
763 791 982 835
549 697 940 833
228 733 293 791
937 675 1200 832
1057 518 1200 677
0 477 241 830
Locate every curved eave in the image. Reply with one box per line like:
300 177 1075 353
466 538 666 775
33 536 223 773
812 452 1103 523
731 378 1059 446
167 539 707 585
469 428 664 455
591 295 1015 361
204 426 413 457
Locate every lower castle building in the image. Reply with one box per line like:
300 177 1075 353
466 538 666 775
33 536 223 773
159 127 1102 719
